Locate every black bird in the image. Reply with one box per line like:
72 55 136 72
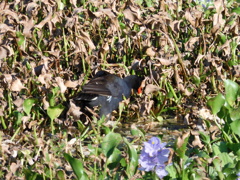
75 71 142 117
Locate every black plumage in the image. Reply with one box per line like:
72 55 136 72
75 71 142 117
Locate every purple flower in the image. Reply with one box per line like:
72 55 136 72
193 0 213 9
237 172 240 180
139 137 170 179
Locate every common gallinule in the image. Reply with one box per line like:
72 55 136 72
75 71 142 117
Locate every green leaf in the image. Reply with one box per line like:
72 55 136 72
124 138 138 177
16 31 25 47
207 93 225 115
166 165 177 179
130 126 145 137
230 107 240 121
218 152 234 167
101 132 122 158
47 104 64 121
230 120 240 136
57 0 65 10
219 33 227 44
106 148 122 169
23 98 37 116
232 7 240 14
24 168 43 180
227 143 240 156
13 111 24 128
224 79 239 107
212 142 228 156
56 170 65 180
64 153 88 180
213 158 222 172
199 131 211 144
135 0 143 5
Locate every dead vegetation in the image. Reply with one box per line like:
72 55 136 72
0 0 239 179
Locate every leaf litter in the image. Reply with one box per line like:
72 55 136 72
0 0 239 179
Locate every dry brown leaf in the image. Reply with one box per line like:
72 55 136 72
0 88 4 99
13 97 24 111
212 13 225 34
43 97 49 110
68 138 77 146
232 65 240 78
21 16 35 38
65 80 79 88
22 116 31 129
123 7 142 25
144 84 160 95
26 2 39 16
10 162 19 174
176 131 190 148
214 0 224 14
79 30 96 50
145 98 154 114
1 9 19 23
10 78 26 92
146 47 156 57
183 113 190 125
175 66 192 96
70 0 77 8
55 77 67 93
100 8 116 19
154 57 177 66
35 8 53 29
38 74 52 87
170 20 182 34
0 46 9 60
0 45 14 60
192 135 204 148
185 37 200 51
185 8 202 28
194 54 205 65
28 120 38 129
67 100 82 121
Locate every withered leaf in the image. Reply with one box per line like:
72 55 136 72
11 78 26 92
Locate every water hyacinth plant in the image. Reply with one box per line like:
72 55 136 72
237 172 240 180
139 137 170 179
194 0 214 9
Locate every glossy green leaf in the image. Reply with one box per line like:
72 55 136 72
23 98 37 116
207 93 225 115
213 158 222 172
230 120 240 136
230 107 240 121
64 153 88 180
224 79 239 106
130 126 145 137
106 148 122 168
218 152 234 167
24 169 43 180
13 111 24 127
219 33 227 44
232 7 240 14
212 142 228 156
101 132 122 158
56 170 65 180
47 104 64 121
16 31 25 47
199 131 211 144
124 137 138 177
